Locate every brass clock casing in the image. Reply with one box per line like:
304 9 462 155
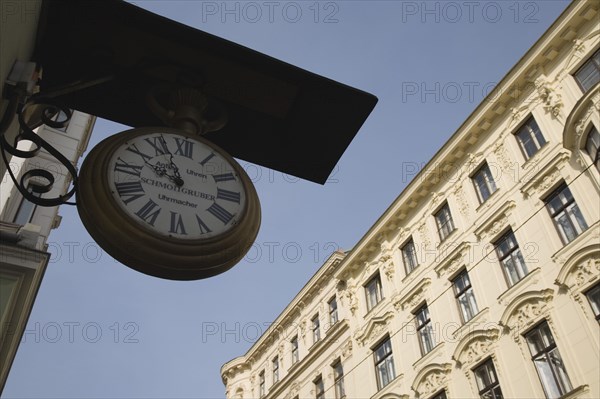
77 127 261 280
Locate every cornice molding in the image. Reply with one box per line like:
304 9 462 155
393 278 431 312
354 310 394 347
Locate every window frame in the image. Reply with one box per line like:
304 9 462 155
524 320 573 398
364 273 383 312
272 355 279 384
494 229 529 288
471 162 498 204
311 314 321 344
329 296 339 326
544 182 588 245
332 359 345 399
434 202 455 242
584 125 600 172
452 269 479 323
415 303 436 356
585 283 600 323
373 336 396 390
473 358 504 399
291 335 299 364
514 116 547 160
12 183 44 225
401 237 419 275
574 48 600 93
314 375 325 399
431 390 447 399
258 370 265 398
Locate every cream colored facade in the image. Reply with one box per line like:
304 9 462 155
222 2 600 399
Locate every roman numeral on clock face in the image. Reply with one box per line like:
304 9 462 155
199 152 215 166
125 144 153 163
115 181 145 204
144 136 170 156
213 172 236 183
114 158 143 177
195 215 212 235
174 138 194 159
135 199 161 226
169 212 187 235
207 202 234 225
216 188 241 203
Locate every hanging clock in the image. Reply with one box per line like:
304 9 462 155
76 127 261 280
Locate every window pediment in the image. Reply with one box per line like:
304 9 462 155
519 150 570 199
473 200 515 240
393 278 431 311
411 363 452 398
451 328 500 368
434 242 471 277
499 289 554 333
354 311 394 347
555 243 600 291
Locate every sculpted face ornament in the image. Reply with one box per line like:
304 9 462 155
76 85 261 280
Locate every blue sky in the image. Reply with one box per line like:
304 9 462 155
3 1 571 398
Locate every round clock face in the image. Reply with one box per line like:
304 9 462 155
107 132 247 240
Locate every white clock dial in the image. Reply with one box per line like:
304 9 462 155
107 133 247 239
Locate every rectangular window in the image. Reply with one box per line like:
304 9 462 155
333 359 345 399
525 321 573 398
415 304 435 355
574 48 600 93
431 391 447 399
585 126 600 172
365 274 383 312
12 184 43 225
435 203 455 241
401 237 419 274
586 284 600 322
373 337 395 389
46 107 70 132
545 183 588 244
314 375 325 399
259 370 265 397
472 162 498 203
515 117 546 160
272 356 279 384
453 269 479 323
312 314 321 344
495 230 528 287
474 358 504 399
291 335 299 364
329 296 339 326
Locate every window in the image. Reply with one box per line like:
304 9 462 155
314 375 325 399
12 183 43 225
545 183 588 244
585 126 600 172
272 356 279 384
258 371 265 397
431 391 447 399
401 237 419 274
329 296 339 326
515 117 546 160
495 230 528 287
415 304 435 355
525 321 573 398
472 162 497 203
474 358 504 399
333 359 345 399
373 337 395 389
291 335 299 364
574 48 600 93
365 274 383 311
586 284 600 322
453 269 479 323
435 203 455 241
311 314 321 344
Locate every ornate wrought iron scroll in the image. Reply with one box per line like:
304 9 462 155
0 95 79 207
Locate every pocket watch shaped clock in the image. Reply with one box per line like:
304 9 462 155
77 127 261 280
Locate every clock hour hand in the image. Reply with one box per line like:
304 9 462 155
145 161 184 187
159 135 184 185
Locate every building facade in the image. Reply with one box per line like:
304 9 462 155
221 1 600 398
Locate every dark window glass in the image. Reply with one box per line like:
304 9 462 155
315 375 325 399
13 183 43 225
525 321 573 398
574 49 600 92
373 337 395 389
494 230 528 287
311 314 321 344
401 238 419 274
329 296 339 326
586 284 600 322
515 117 546 159
453 269 479 322
435 203 455 241
431 390 447 399
415 304 435 355
365 274 383 311
474 358 504 399
291 336 299 364
545 183 588 244
259 371 265 397
472 162 498 203
333 360 345 398
585 126 600 172
272 356 279 384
